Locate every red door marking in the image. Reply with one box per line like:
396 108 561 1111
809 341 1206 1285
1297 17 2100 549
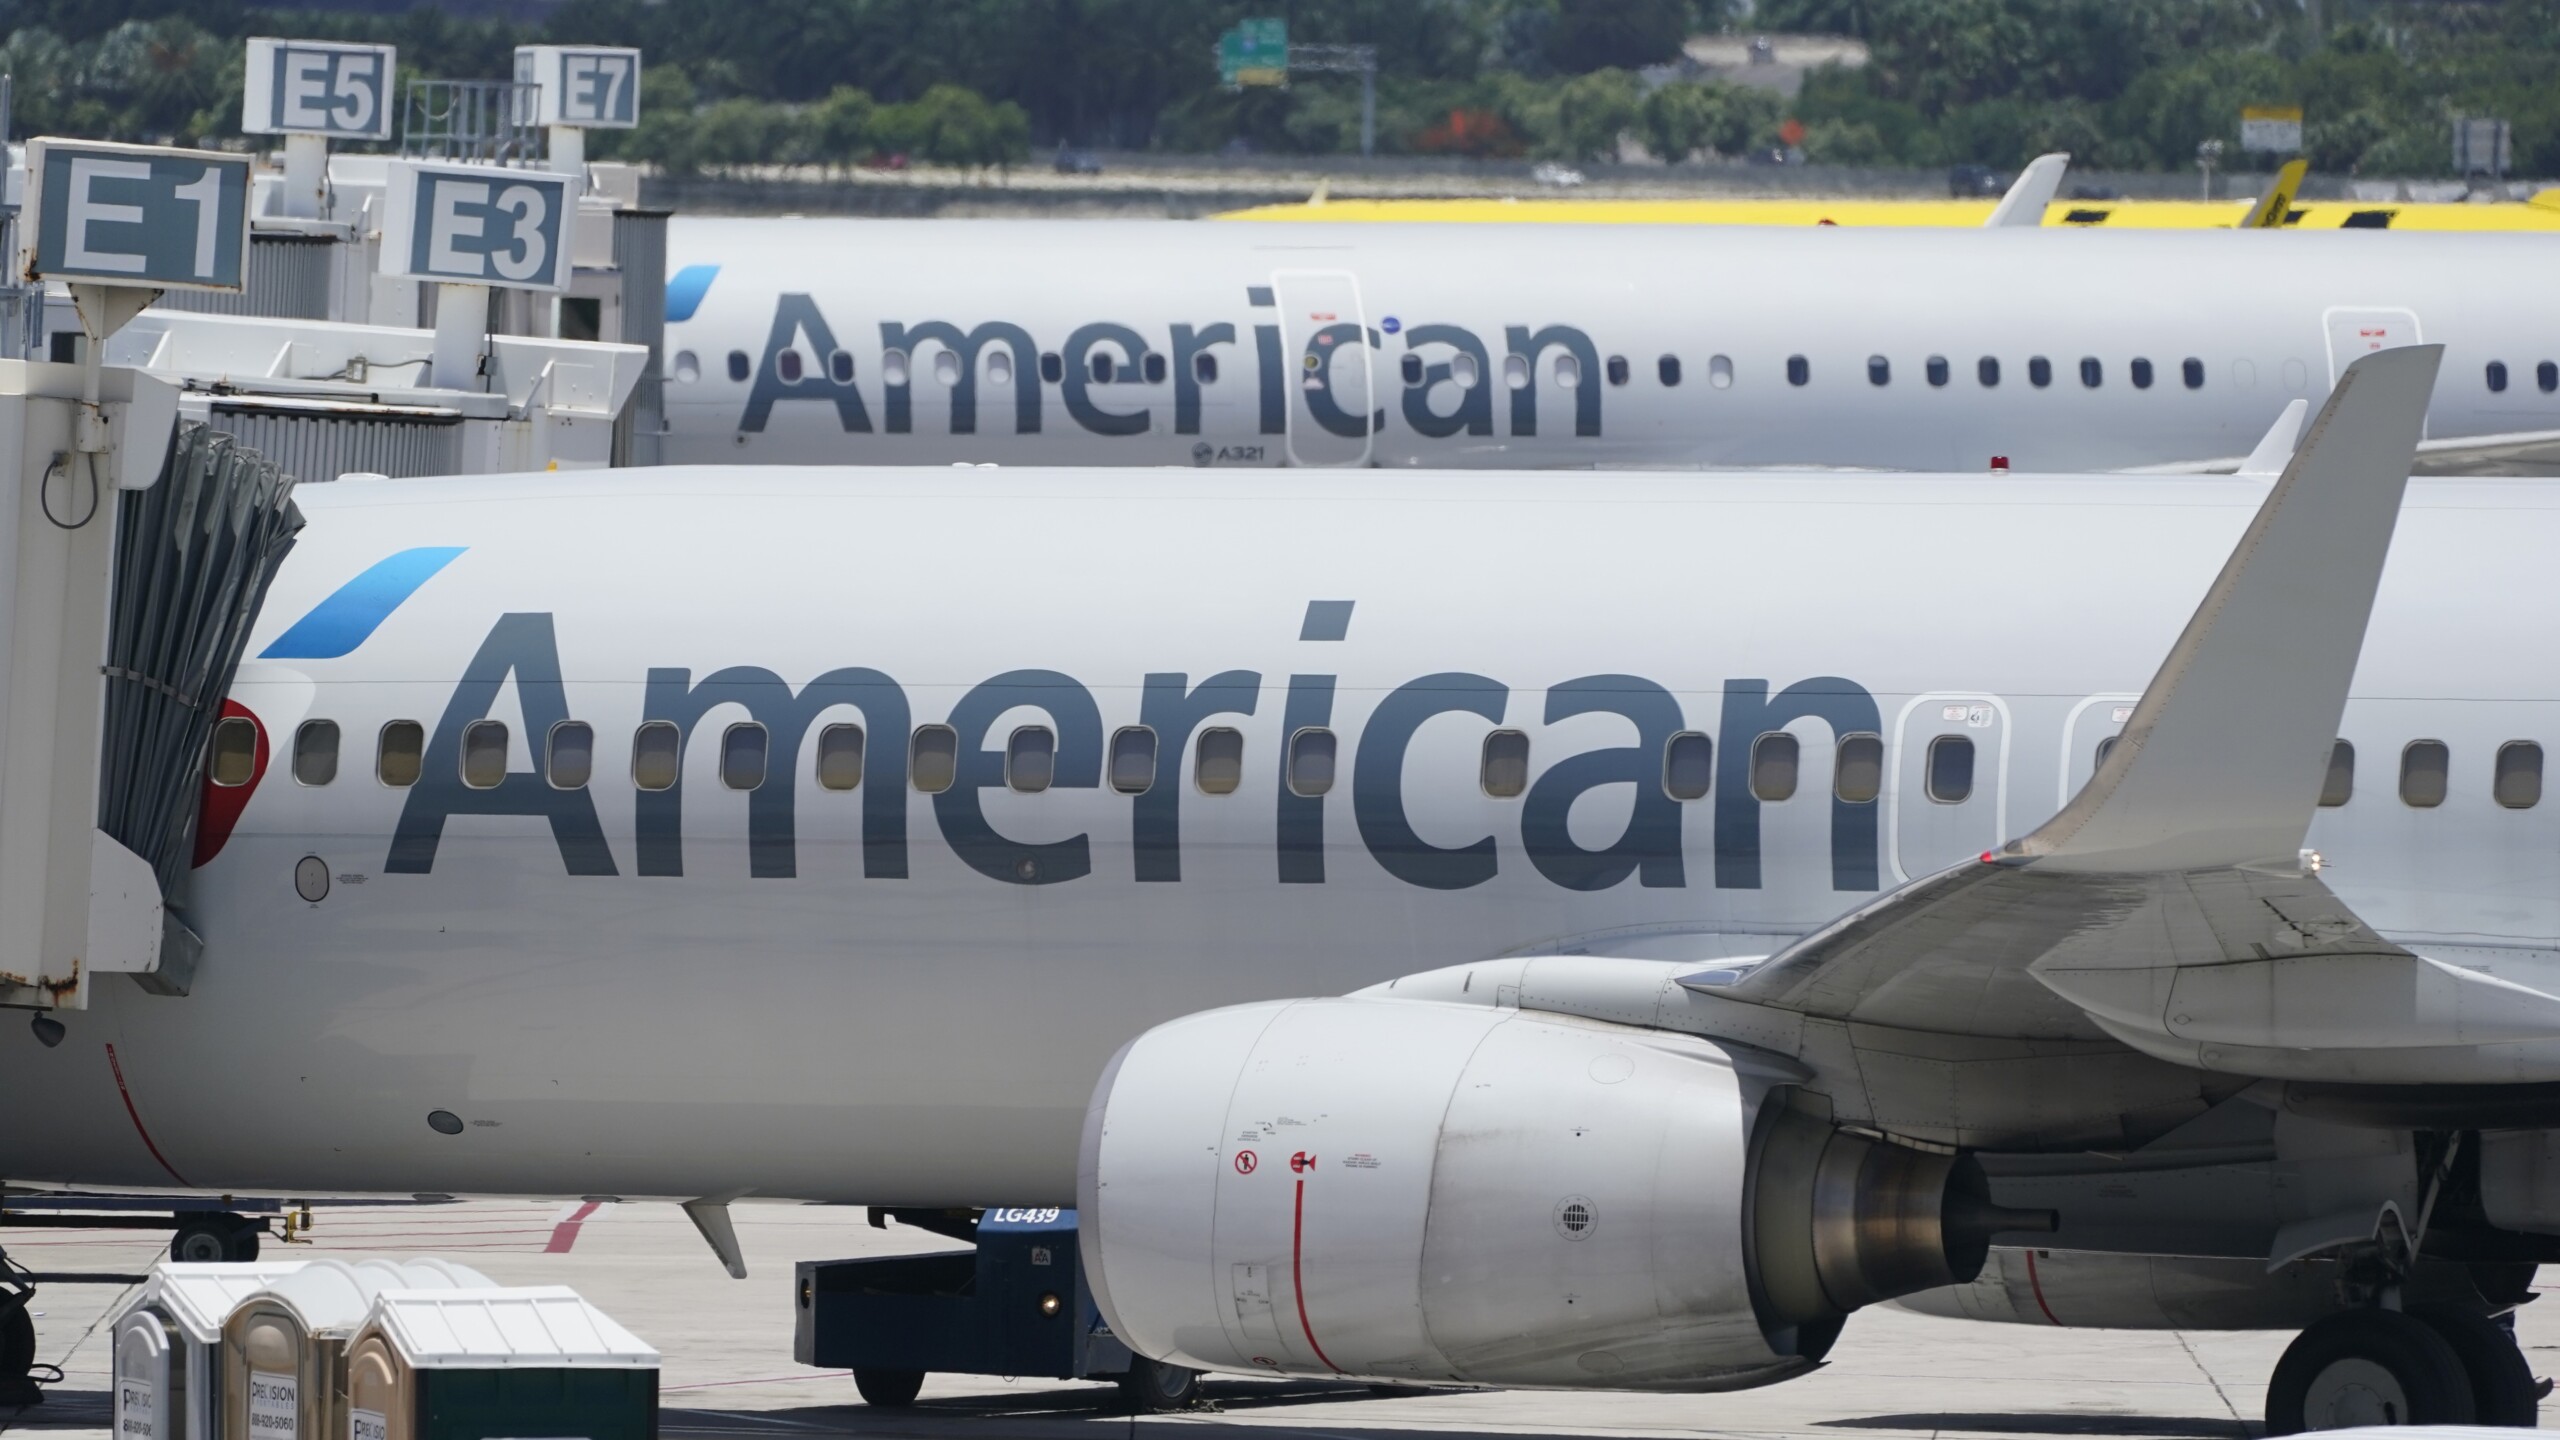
1291 1178 1341 1373
545 1200 604 1252
2022 1248 2062 1325
1234 1150 1257 1175
104 1043 191 1186
192 700 269 868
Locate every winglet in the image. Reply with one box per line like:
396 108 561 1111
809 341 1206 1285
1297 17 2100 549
2016 344 2441 874
2237 398 2309 476
1984 153 2070 227
2239 158 2308 229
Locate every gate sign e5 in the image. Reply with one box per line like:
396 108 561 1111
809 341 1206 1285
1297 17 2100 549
513 46 642 128
379 161 577 291
19 139 252 292
242 38 396 141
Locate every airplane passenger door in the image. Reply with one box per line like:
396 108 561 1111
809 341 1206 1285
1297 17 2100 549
1889 694 2010 882
2323 307 2423 389
1271 270 1377 467
2058 694 2141 811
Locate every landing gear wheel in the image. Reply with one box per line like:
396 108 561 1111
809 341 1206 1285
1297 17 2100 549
1116 1355 1201 1412
2267 1309 2477 1434
0 1300 37 1407
168 1214 259 1264
2413 1308 2541 1427
852 1368 924 1408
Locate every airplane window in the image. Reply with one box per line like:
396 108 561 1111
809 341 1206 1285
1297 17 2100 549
1925 356 1949 388
1451 353 1479 388
1090 351 1115 383
1196 726 1244 795
2320 740 2353 806
2131 358 2154 389
1835 734 1883 804
631 721 680 792
987 351 1013 386
209 715 258 787
816 724 865 791
2095 736 2118 768
378 720 425 788
1006 725 1056 794
1039 352 1063 384
1142 352 1167 385
293 719 339 787
2183 357 2205 389
1287 727 1337 797
1194 353 1218 384
1663 731 1712 800
721 722 769 792
1503 354 1530 390
1708 355 1733 389
1605 355 1630 387
882 348 910 386
2496 742 2543 809
1867 355 1890 387
725 351 749 383
547 721 594 790
2028 357 2052 388
1401 354 1424 385
2079 357 2102 388
829 349 855 384
1480 729 1530 798
460 719 506 789
1977 356 1999 387
1926 735 1975 804
670 351 700 384
1750 732 1799 802
1108 726 1156 795
2487 361 2509 394
2541 361 2558 394
777 349 804 383
1658 355 1681 386
1553 353 1581 388
909 725 958 794
1786 355 1809 387
2400 740 2449 808
934 350 961 386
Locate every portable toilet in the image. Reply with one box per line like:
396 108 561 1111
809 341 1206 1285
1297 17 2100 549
218 1261 492 1440
344 1287 657 1440
113 1263 311 1440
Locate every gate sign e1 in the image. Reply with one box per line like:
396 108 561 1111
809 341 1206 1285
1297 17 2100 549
241 38 396 141
379 161 577 291
19 139 252 292
513 46 642 128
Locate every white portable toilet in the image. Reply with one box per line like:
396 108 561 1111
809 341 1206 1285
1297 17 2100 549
113 1263 312 1440
344 1288 658 1440
217 1261 492 1440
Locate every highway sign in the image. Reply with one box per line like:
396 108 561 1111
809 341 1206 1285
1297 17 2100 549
242 38 396 140
513 46 643 128
1219 19 1288 88
378 160 577 291
20 139 252 292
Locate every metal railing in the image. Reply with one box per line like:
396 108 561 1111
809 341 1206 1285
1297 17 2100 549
401 79 546 164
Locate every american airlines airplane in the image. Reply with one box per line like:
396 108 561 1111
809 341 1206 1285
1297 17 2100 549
10 349 2560 1431
659 219 2560 472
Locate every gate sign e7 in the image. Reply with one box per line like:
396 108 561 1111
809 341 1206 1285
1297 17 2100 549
241 38 396 140
19 139 252 292
513 46 642 128
379 161 577 291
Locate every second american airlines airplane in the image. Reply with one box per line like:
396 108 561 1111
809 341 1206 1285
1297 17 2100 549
659 219 2560 472
13 350 2560 1430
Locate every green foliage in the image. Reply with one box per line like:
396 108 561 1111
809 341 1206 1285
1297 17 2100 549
1545 0 1688 73
1638 78 1779 161
1550 67 1641 161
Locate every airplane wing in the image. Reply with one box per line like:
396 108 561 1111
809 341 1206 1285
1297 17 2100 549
1710 345 2560 1082
1985 153 2070 227
2120 425 2560 478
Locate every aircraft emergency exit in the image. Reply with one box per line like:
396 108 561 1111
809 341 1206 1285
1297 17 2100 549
661 218 2560 472
14 349 2560 1430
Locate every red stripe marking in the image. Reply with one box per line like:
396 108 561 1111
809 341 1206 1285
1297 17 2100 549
1290 1179 1340 1373
104 1043 190 1186
2023 1248 2062 1326
545 1200 603 1253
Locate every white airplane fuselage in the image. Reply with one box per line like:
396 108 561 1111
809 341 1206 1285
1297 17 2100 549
4 468 2558 1206
659 220 2560 471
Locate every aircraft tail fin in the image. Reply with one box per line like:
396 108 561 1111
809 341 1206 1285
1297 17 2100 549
1985 152 2070 227
2236 398 2309 476
2239 158 2308 228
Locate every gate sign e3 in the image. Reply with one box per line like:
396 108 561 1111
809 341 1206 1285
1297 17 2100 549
20 139 252 292
379 161 577 292
241 38 396 141
514 46 642 128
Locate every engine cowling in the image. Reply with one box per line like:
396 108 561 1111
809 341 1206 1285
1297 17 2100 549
1078 996 2049 1391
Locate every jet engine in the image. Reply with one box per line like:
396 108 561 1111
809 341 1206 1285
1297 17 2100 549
1077 996 2051 1391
